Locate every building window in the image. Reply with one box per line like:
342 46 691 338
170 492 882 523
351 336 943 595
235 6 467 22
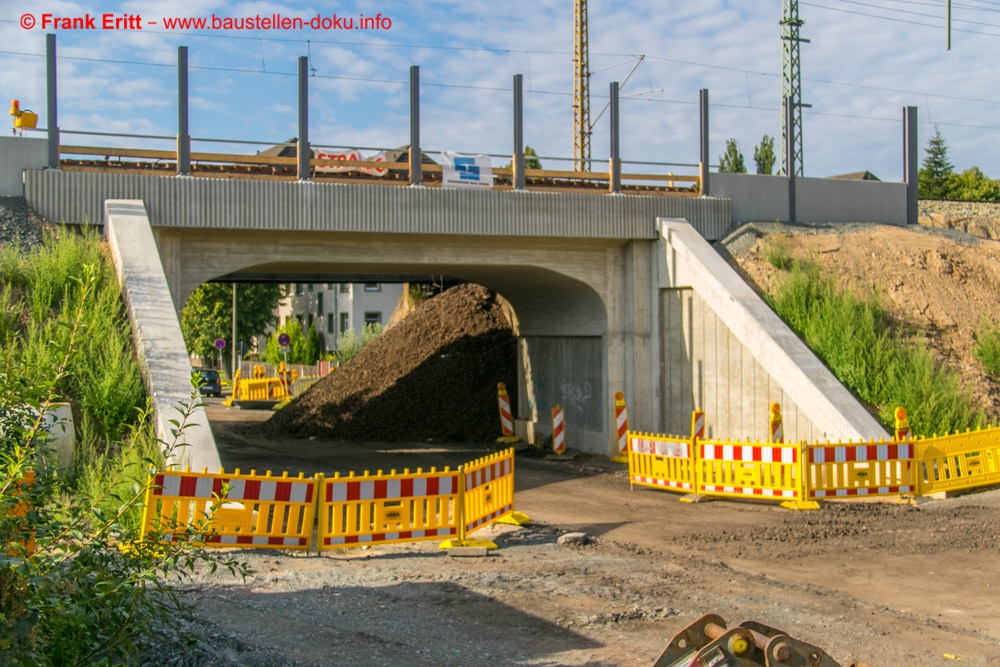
364 311 382 325
307 314 314 329
327 313 334 333
339 313 349 333
317 293 323 315
339 284 350 294
307 283 313 292
364 283 381 292
295 314 303 325
295 283 303 295
326 283 333 289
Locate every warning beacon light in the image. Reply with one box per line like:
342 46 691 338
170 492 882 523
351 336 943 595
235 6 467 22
10 100 38 136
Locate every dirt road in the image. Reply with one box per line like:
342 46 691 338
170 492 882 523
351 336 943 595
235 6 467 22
172 399 1000 666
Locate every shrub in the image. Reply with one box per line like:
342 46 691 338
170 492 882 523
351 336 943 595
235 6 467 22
974 321 1000 379
768 259 985 435
0 265 248 666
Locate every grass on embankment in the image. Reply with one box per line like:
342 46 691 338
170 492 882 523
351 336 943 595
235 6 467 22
1 226 158 534
764 254 987 437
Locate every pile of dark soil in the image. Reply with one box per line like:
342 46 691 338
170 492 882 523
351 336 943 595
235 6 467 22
260 284 517 442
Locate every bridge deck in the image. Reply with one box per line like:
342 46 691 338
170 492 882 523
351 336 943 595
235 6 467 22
25 169 731 241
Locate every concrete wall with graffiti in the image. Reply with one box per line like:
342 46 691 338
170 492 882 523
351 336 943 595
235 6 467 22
516 336 604 450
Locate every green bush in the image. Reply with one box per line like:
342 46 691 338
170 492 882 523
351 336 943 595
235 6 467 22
764 238 794 271
768 260 985 435
335 322 383 364
0 228 144 448
0 264 248 666
974 321 1000 379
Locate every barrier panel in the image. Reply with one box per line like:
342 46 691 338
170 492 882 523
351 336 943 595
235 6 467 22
628 433 695 492
141 469 317 550
697 441 804 503
462 449 515 534
805 442 915 499
915 427 1000 496
317 468 460 551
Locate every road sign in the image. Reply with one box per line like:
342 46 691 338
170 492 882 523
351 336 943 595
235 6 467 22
278 333 291 348
214 338 226 350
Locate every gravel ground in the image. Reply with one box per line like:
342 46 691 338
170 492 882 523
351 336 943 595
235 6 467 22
0 196 46 248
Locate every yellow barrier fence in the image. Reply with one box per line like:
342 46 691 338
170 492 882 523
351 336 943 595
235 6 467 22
317 467 460 551
805 442 916 500
628 432 696 492
915 427 1000 495
627 404 1000 509
141 469 318 550
697 440 805 505
462 449 516 534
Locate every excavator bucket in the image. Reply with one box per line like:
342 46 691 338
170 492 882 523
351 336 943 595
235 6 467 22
654 614 842 667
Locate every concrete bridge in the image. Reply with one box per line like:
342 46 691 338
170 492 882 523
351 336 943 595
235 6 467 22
18 165 889 468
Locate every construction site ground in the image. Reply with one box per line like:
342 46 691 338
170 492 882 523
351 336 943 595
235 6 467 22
188 397 1000 667
183 225 1000 667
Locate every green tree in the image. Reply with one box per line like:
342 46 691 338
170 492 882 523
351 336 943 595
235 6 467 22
918 128 955 200
264 318 309 364
753 135 775 175
303 322 321 365
718 138 747 173
181 283 283 368
502 145 543 171
948 166 1000 202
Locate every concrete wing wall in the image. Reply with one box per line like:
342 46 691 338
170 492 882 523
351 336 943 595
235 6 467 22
104 200 222 471
657 218 888 442
0 137 47 196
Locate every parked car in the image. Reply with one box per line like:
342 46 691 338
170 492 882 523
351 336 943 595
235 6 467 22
194 368 222 397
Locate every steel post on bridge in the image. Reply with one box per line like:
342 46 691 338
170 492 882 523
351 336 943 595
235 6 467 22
46 33 59 170
409 65 421 186
609 81 621 194
177 46 190 176
513 74 525 191
297 56 310 181
698 89 709 197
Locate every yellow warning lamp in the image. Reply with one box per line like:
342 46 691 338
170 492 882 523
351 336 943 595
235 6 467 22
10 99 39 136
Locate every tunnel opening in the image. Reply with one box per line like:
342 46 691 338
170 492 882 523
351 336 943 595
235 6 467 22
180 249 611 468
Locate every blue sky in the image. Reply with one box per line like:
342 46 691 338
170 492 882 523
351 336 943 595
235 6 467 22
2 1 999 182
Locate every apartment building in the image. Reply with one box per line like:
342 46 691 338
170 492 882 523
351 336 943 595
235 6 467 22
273 282 404 351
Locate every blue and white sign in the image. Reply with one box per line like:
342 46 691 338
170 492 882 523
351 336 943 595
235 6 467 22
442 151 493 189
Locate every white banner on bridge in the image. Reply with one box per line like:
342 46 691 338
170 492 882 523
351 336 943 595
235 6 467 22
441 152 493 189
314 149 388 177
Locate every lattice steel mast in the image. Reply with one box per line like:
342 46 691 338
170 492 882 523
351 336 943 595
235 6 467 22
573 0 591 172
780 0 810 176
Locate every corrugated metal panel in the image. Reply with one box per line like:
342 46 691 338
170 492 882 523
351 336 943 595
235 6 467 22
25 171 732 240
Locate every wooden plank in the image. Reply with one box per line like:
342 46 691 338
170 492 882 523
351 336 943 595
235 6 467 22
189 152 297 166
524 168 608 181
621 173 700 182
60 145 176 160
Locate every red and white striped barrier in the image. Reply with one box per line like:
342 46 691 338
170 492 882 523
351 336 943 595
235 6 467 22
692 409 705 441
497 382 515 437
615 392 629 455
552 405 565 454
806 442 915 498
700 443 797 464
